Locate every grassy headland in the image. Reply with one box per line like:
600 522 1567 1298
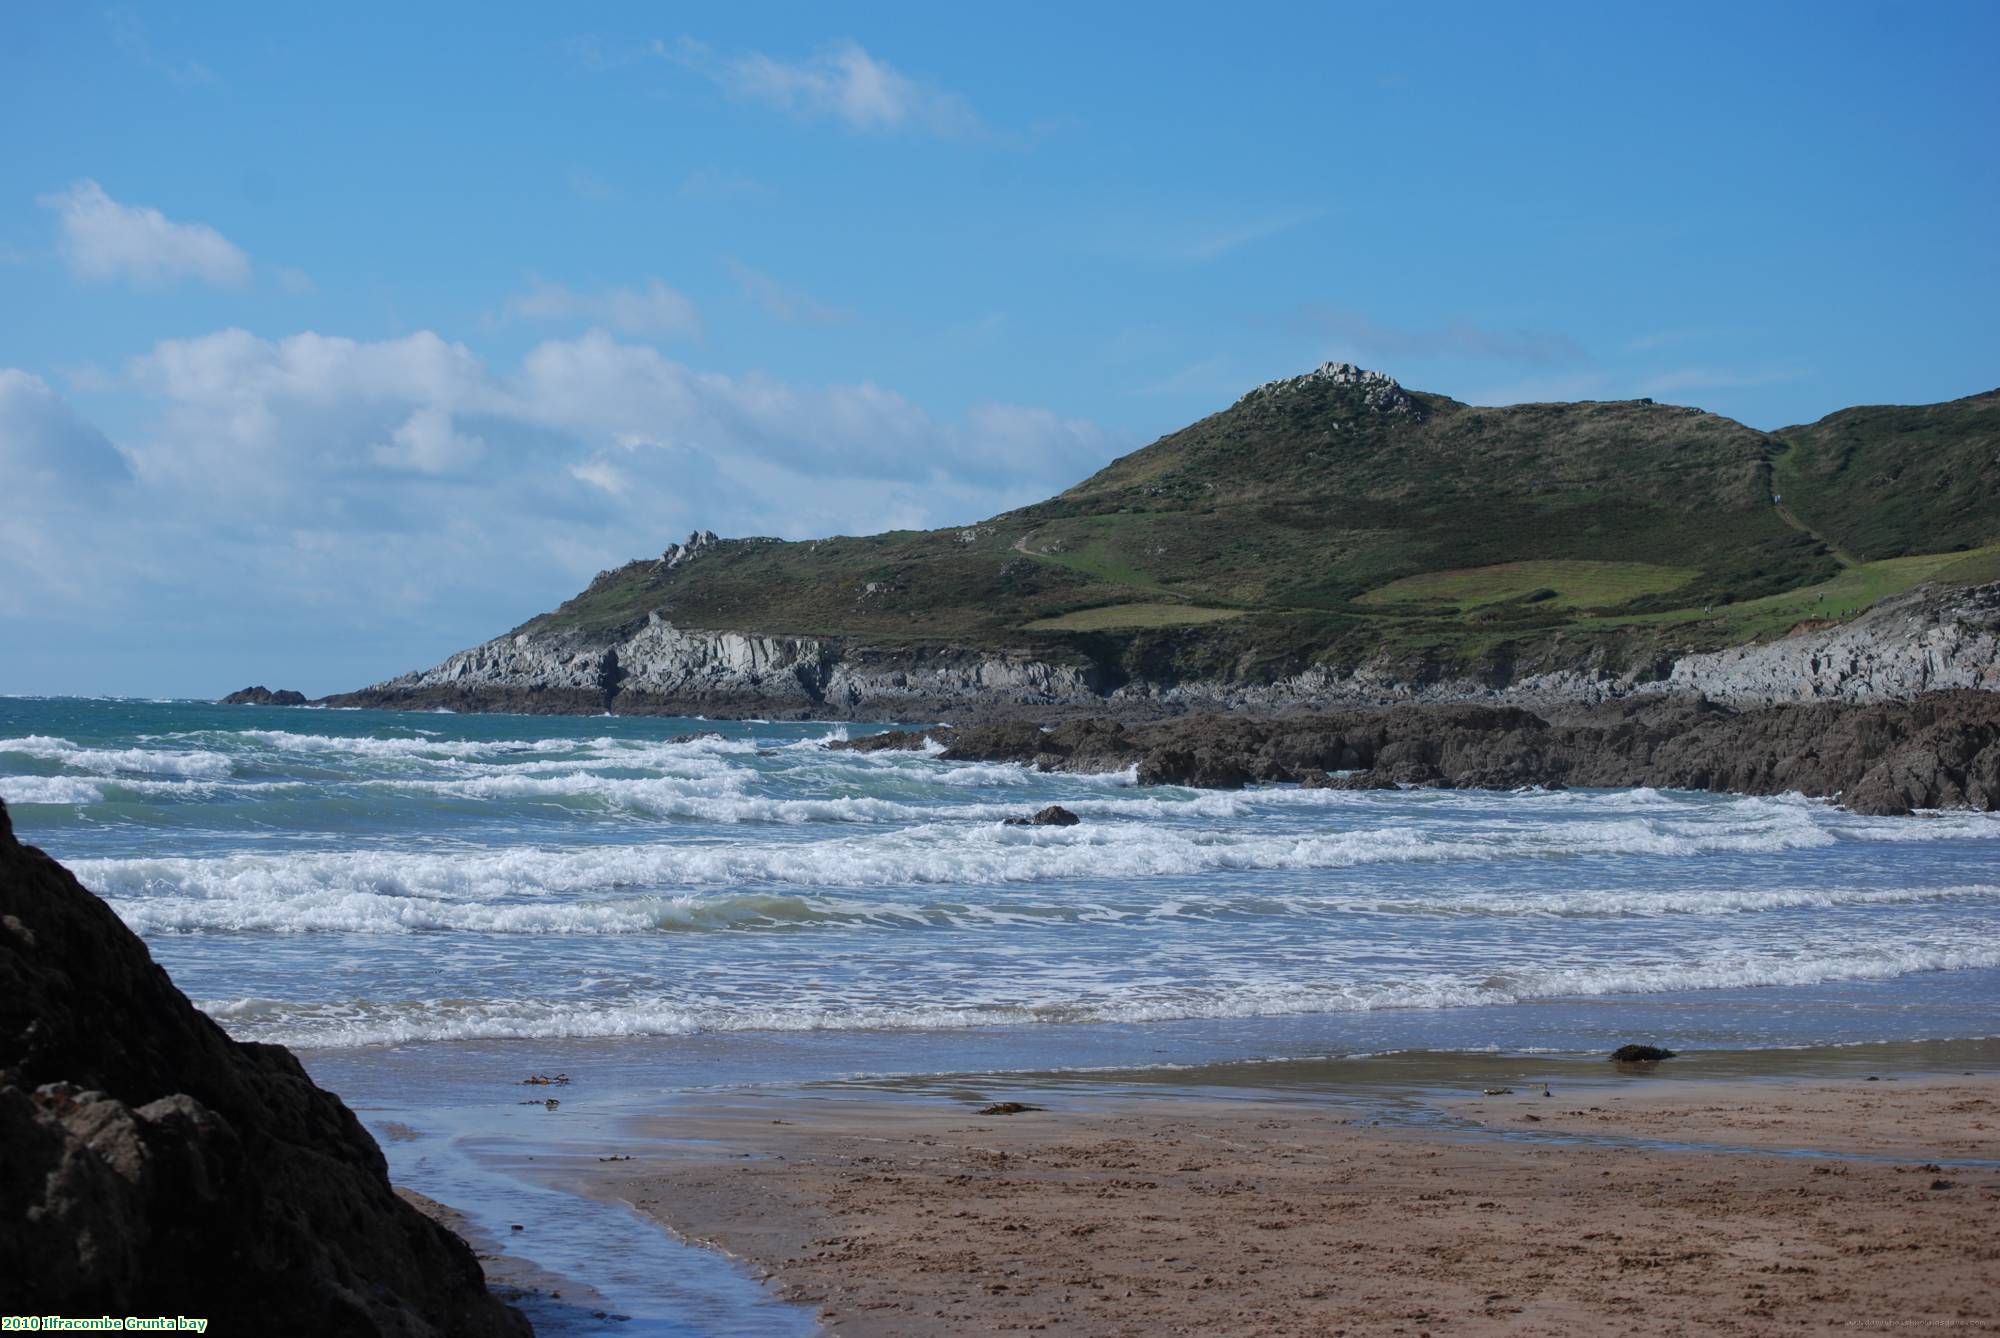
516 367 1999 690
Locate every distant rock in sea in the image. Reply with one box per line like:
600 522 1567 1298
1001 804 1083 827
219 685 309 705
0 798 529 1334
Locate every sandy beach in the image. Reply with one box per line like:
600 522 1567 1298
588 1069 2000 1336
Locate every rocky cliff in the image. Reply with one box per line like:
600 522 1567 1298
324 610 1101 719
1659 582 2000 705
323 580 1999 722
0 799 529 1335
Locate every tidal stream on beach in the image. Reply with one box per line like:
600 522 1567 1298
5 697 1998 1333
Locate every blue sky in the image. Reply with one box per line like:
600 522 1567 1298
2 2 1996 696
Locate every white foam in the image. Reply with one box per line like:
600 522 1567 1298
233 730 587 760
118 878 2000 937
378 770 1247 824
1369 882 2000 918
199 940 2000 1048
117 888 862 936
70 797 1928 924
0 775 107 805
0 735 234 779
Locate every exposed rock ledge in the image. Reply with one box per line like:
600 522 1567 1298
0 799 529 1334
837 692 2000 817
322 582 2000 722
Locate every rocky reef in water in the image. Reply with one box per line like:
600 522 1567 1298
833 690 2000 816
219 685 309 706
0 799 529 1334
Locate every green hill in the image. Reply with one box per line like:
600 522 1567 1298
523 364 1998 687
1771 387 2000 561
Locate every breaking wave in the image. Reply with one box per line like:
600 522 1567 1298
0 735 235 779
202 940 2000 1048
72 805 1900 917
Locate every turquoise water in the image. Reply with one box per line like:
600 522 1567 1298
7 695 1999 1331
6 696 1999 1059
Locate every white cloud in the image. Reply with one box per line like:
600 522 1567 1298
0 329 1125 692
373 408 485 475
38 180 251 288
506 278 703 339
663 37 979 137
0 371 135 618
724 259 844 325
961 403 1111 484
0 369 132 489
569 455 631 496
110 325 1110 523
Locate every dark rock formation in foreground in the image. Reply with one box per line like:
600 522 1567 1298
0 800 529 1334
220 684 309 706
832 691 2000 816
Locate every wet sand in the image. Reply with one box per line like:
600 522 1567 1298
592 1070 2000 1336
1447 1071 2000 1159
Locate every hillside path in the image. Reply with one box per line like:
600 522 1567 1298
1772 493 1859 566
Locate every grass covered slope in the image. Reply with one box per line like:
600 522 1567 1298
1354 560 1699 613
1773 387 2000 561
1045 365 1828 612
516 365 1997 690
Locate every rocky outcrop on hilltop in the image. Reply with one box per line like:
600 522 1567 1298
1236 361 1423 417
0 800 529 1334
834 691 2000 816
659 528 719 570
219 685 309 706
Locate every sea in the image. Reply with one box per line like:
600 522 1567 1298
6 696 1998 1332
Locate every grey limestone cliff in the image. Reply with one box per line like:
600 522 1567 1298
329 611 1098 718
324 581 1999 721
1660 582 2000 706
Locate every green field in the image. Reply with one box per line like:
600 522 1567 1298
1577 543 2000 641
1022 603 1247 631
1356 560 1697 612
